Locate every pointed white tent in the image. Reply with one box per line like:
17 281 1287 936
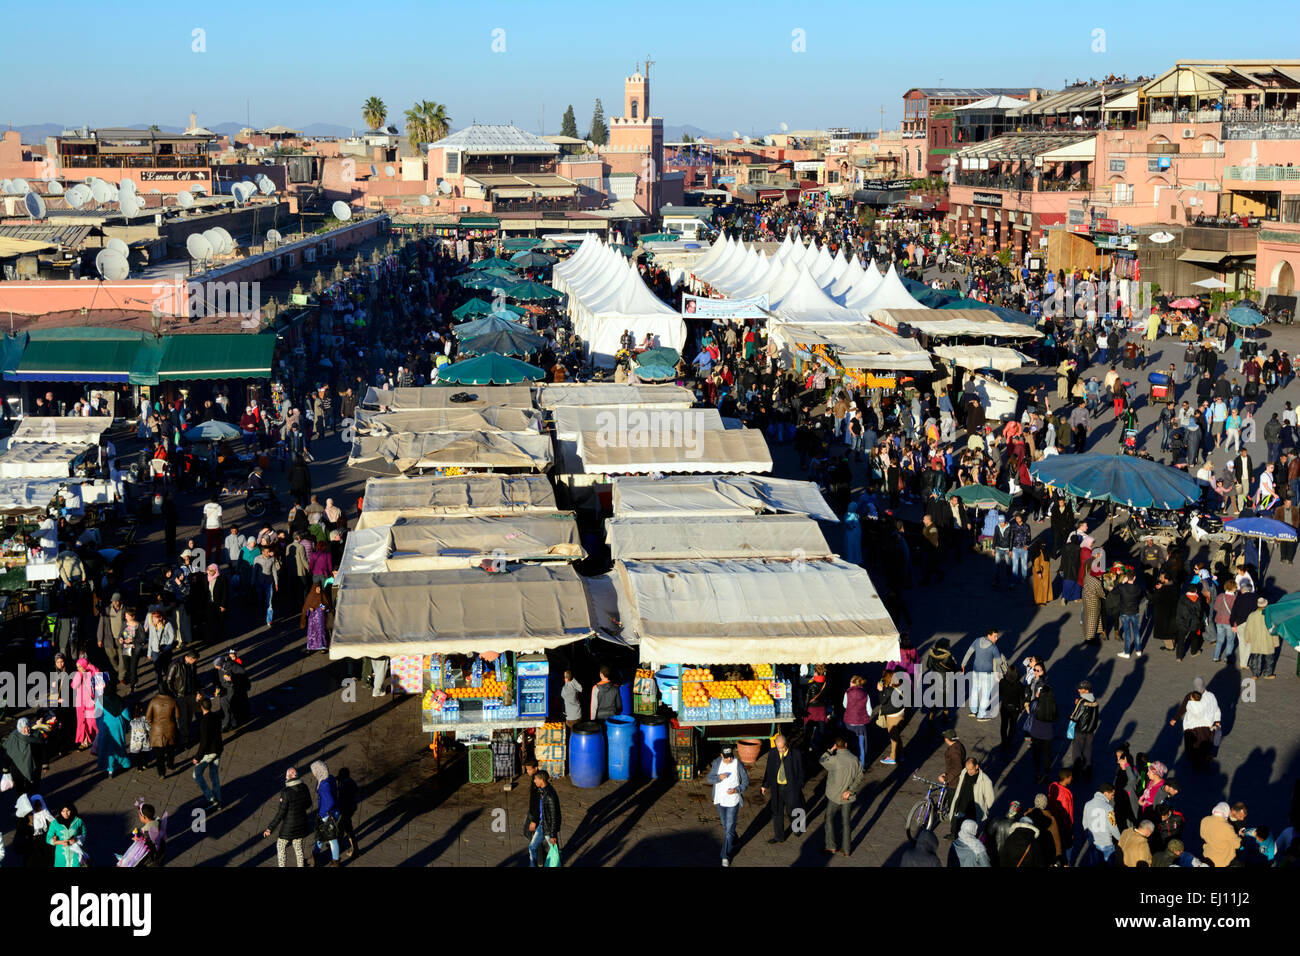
828 256 865 300
855 262 927 315
840 259 885 309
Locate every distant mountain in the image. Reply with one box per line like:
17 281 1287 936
664 123 720 141
11 120 359 143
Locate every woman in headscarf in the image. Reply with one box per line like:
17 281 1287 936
96 687 133 776
1138 760 1167 815
310 759 342 866
300 583 331 653
47 802 88 867
12 793 56 867
204 564 228 645
71 656 102 750
308 539 334 587
322 497 343 529
1171 677 1221 769
952 818 991 867
1031 544 1053 605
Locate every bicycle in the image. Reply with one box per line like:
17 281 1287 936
904 774 948 841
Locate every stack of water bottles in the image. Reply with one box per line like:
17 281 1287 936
777 681 793 718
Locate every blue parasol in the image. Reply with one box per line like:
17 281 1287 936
1028 453 1203 509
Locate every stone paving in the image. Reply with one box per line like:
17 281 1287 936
5 322 1300 868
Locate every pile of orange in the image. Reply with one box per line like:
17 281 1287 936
635 668 654 681
752 664 775 679
682 683 711 707
445 680 504 699
682 668 713 682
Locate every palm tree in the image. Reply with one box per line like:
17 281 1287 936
404 100 452 151
362 97 387 131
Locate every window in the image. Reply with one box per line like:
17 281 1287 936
631 101 638 119
446 152 460 174
1283 196 1300 224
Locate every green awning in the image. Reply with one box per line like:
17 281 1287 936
459 216 500 228
9 329 145 383
156 333 277 381
0 332 28 375
130 338 167 386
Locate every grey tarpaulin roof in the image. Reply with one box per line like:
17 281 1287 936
611 475 836 521
348 431 554 475
338 513 584 577
356 474 558 529
327 565 595 660
871 308 1043 339
362 385 536 411
0 443 85 479
354 406 540 435
8 417 110 446
614 558 900 665
606 514 832 561
575 427 771 475
0 477 69 515
535 383 696 409
552 405 723 442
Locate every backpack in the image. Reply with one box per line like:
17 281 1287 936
129 718 152 754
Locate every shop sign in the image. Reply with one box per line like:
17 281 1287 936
972 191 1003 207
1068 208 1085 226
1109 159 1126 173
1095 217 1118 234
139 169 210 182
861 178 912 191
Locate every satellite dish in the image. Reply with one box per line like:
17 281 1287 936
119 178 137 195
438 180 452 195
106 237 130 258
89 180 113 204
731 130 741 140
176 189 195 209
148 188 161 194
266 229 283 244
120 194 144 216
742 136 752 144
231 182 254 204
240 175 252 183
0 179 10 193
384 164 395 177
186 233 213 261
65 184 90 209
98 250 129 280
25 192 47 219
11 178 30 195
212 227 234 254
190 184 206 194
202 228 224 254
258 178 275 195
106 184 120 202
419 194 431 206
48 180 64 195
1149 231 1175 244
94 249 110 274
331 200 352 221
779 122 789 132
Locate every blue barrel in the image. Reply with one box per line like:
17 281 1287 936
606 714 639 781
569 722 606 788
619 680 633 717
1148 371 1170 386
636 715 671 778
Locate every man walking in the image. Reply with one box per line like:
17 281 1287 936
1082 784 1121 865
961 628 1004 720
1114 570 1145 658
760 734 805 844
820 737 865 857
1066 679 1100 778
533 769 562 866
191 697 223 810
707 745 749 866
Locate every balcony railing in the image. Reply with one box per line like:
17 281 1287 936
954 172 1089 192
1039 179 1090 192
1183 224 1261 253
1225 107 1300 124
1224 165 1300 181
1149 108 1222 124
60 153 211 169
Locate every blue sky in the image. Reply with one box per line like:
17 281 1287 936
3 0 1296 135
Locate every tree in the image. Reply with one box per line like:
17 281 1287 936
403 100 452 151
560 104 578 139
587 99 608 146
681 133 694 143
362 96 388 131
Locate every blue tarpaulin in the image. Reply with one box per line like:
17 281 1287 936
1028 453 1203 509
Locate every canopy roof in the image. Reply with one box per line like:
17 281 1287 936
8 417 109 446
606 514 831 561
614 559 900 665
349 431 554 475
611 475 836 521
354 406 539 435
535 383 695 409
0 442 85 479
356 474 557 529
1028 453 1202 509
933 344 1031 371
436 352 545 385
574 427 771 475
872 308 1043 339
362 384 536 411
769 322 933 371
328 565 594 660
0 477 69 515
338 514 584 577
553 405 723 442
851 263 928 314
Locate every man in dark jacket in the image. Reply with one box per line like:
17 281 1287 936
165 649 200 749
939 729 966 814
533 770 562 866
1174 587 1206 660
899 828 941 867
1000 815 1047 867
760 734 805 843
288 454 312 507
191 697 223 809
262 766 315 867
213 648 249 730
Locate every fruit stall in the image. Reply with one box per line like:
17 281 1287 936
420 651 550 733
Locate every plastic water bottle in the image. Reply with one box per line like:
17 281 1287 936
471 657 483 688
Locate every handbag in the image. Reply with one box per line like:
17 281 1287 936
1066 719 1077 740
316 814 340 843
0 771 12 793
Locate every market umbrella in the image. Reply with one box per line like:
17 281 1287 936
1227 305 1267 327
632 362 678 382
453 272 496 288
1263 593 1300 650
451 298 496 321
510 250 556 269
1192 277 1229 290
453 311 530 339
636 346 679 368
951 484 1012 509
1226 516 1297 577
1169 297 1201 310
185 420 242 442
638 233 678 243
467 256 519 272
502 237 541 251
504 280 564 302
1028 453 1203 509
459 324 546 357
436 352 545 385
536 239 567 252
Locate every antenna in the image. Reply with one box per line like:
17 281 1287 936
89 179 113 205
186 232 213 263
65 184 90 209
266 228 282 246
120 193 144 217
24 191 47 220
331 200 352 221
202 227 224 255
384 164 395 177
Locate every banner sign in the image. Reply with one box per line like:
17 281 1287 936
139 169 210 182
681 294 769 320
972 191 1003 207
860 178 912 191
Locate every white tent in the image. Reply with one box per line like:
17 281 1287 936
356 474 558 529
933 344 1031 371
361 385 535 411
0 443 85 479
536 383 695 409
872 308 1043 339
574 427 772 475
851 263 927 314
0 477 70 515
348 431 554 475
606 514 832 561
769 268 860 324
614 558 900 665
611 475 837 521
8 418 109 446
838 259 886 309
768 322 934 371
828 256 865 300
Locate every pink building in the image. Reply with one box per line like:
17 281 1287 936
598 69 663 214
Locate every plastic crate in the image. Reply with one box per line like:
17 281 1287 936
468 746 494 784
537 724 566 747
535 742 566 763
672 726 695 748
540 757 565 779
676 761 694 781
492 737 516 779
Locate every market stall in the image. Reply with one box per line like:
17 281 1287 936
354 406 541 436
7 417 110 446
605 514 831 561
610 474 837 521
361 384 536 412
572 427 772 476
0 442 93 479
347 430 554 476
535 382 696 410
355 474 558 530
